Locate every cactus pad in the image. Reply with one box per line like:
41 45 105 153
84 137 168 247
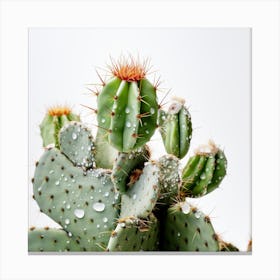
107 214 159 251
181 140 227 197
120 162 159 219
28 227 83 252
112 145 150 193
33 148 120 251
159 98 192 159
59 122 96 169
162 201 219 251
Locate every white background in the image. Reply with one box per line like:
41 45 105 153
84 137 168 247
0 1 279 280
29 28 251 251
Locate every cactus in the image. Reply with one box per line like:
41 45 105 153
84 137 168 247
159 97 192 159
120 162 160 219
97 57 158 152
32 130 120 251
157 154 180 205
28 227 83 252
29 55 242 253
112 145 150 193
181 140 227 197
40 106 80 148
107 214 159 251
162 200 219 251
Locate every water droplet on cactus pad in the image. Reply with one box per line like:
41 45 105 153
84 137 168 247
181 202 191 214
74 209 85 219
126 121 131 128
101 118 105 123
72 132 77 140
65 218 70 225
92 202 105 212
200 173 206 180
68 232 72 237
132 194 137 200
103 217 108 223
55 181 60 186
194 211 201 219
49 170 54 174
104 191 109 197
66 204 71 210
125 107 130 114
150 107 155 115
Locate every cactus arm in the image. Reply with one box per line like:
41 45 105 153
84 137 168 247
179 107 192 158
165 114 180 157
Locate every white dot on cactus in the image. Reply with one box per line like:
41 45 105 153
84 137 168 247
97 224 100 228
74 209 85 219
145 130 149 134
87 239 91 243
150 107 155 115
72 132 77 140
49 170 54 174
114 193 119 200
126 121 131 128
92 202 105 212
98 189 102 193
101 118 106 123
38 186 42 191
72 179 76 183
68 232 72 237
181 201 191 214
104 191 109 197
65 218 70 225
104 224 107 228
81 146 84 150
66 240 70 244
66 204 71 210
195 211 201 219
63 201 66 204
144 122 147 126
103 217 108 223
161 115 166 120
200 173 206 180
90 196 93 200
125 107 130 114
177 232 181 237
55 181 60 186
132 194 137 200
120 222 126 228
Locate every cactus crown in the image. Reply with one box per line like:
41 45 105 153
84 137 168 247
109 56 150 81
47 106 71 117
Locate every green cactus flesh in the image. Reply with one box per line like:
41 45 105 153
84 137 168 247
97 76 158 152
59 122 95 169
158 154 180 204
95 128 118 169
159 98 192 159
163 201 219 251
40 107 80 148
33 148 120 251
28 227 83 252
112 145 150 193
107 214 159 251
120 162 159 219
181 141 227 197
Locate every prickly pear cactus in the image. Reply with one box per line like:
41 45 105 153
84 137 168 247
40 106 80 148
32 126 120 251
162 201 219 251
97 57 158 152
28 227 83 252
159 97 192 159
181 140 227 197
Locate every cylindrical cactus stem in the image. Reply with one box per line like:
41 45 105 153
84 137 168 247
97 56 158 152
159 97 192 159
39 105 80 148
181 140 227 197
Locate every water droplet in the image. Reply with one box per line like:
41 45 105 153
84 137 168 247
161 115 166 120
97 224 100 228
181 201 191 214
38 186 42 191
49 170 54 174
195 211 201 219
150 107 155 115
104 191 109 197
177 232 181 237
55 181 60 186
65 218 70 225
103 217 108 223
72 132 77 140
92 202 105 212
66 240 70 244
200 173 206 180
145 130 149 134
126 121 131 128
81 146 84 150
101 118 105 123
125 107 130 114
68 232 72 237
74 209 85 219
66 204 71 210
132 194 137 200
120 222 126 228
90 196 94 200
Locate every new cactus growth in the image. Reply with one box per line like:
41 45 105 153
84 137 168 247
159 97 192 159
97 57 158 152
181 140 227 197
40 106 80 148
162 201 219 251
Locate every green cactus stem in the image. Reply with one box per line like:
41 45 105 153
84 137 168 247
159 97 192 159
40 106 80 148
162 200 219 251
97 57 158 152
181 140 227 197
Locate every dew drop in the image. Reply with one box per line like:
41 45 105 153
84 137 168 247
49 170 54 174
150 107 155 115
92 202 105 212
72 132 77 140
120 222 126 228
97 224 100 228
101 118 105 123
195 211 201 219
103 217 108 223
132 194 137 200
74 209 85 219
66 204 71 210
126 121 131 128
55 181 60 186
145 130 149 134
66 240 70 244
177 232 181 237
68 232 72 237
104 191 109 197
200 173 206 180
65 218 70 225
181 201 191 214
125 107 130 114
